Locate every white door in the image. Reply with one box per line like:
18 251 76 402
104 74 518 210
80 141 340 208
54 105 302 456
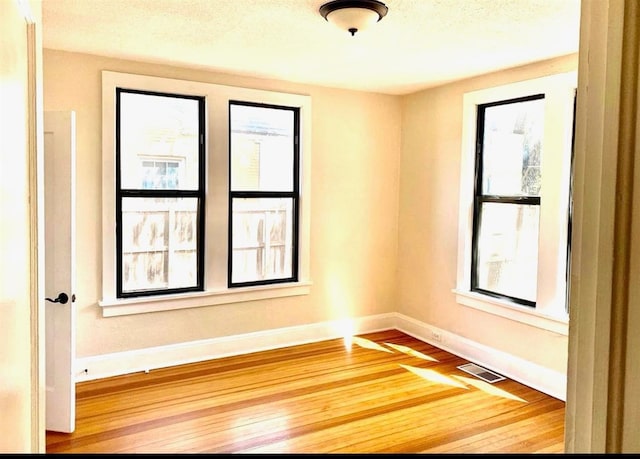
44 110 77 433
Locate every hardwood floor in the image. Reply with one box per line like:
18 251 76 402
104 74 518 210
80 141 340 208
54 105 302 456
46 329 565 453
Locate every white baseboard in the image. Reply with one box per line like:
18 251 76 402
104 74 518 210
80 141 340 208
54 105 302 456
75 312 566 401
74 313 395 382
393 313 567 401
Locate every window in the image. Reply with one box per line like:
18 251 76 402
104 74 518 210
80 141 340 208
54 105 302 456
472 95 544 306
229 101 299 286
455 72 576 334
101 71 311 316
116 89 205 297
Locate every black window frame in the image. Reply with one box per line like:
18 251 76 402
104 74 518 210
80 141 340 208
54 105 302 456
115 88 206 298
227 100 300 288
470 93 545 308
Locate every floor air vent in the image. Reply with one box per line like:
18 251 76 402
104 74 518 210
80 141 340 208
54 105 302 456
457 363 506 383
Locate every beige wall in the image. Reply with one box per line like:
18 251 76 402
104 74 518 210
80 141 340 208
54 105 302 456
42 47 579 377
398 54 578 375
43 49 401 357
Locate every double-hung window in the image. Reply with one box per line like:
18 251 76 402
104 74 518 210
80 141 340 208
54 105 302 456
116 89 205 297
101 71 311 316
471 95 544 306
455 72 576 334
229 101 299 287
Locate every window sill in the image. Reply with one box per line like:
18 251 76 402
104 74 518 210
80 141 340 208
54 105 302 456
452 289 569 336
99 280 312 317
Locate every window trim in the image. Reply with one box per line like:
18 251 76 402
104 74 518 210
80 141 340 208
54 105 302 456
454 71 576 335
100 71 312 317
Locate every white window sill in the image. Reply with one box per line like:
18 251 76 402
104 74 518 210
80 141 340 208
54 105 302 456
452 289 569 336
99 281 312 317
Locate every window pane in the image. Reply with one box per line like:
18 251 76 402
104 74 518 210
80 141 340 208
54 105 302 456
475 202 539 302
231 197 293 283
121 197 199 293
482 98 544 196
120 92 200 190
230 104 294 191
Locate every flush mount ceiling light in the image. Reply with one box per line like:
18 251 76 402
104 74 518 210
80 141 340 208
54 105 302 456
319 0 388 36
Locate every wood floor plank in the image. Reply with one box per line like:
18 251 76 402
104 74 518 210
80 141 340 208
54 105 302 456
46 329 565 453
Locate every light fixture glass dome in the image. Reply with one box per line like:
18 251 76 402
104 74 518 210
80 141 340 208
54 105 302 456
319 0 388 36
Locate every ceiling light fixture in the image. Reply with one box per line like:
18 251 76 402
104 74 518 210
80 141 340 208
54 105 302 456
319 0 388 37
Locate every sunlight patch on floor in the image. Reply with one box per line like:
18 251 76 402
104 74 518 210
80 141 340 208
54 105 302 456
351 337 395 353
384 342 439 362
400 364 468 389
452 375 527 402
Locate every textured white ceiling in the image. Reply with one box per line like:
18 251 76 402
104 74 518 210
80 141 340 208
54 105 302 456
41 0 581 95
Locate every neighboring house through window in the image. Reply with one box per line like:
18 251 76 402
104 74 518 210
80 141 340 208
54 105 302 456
455 72 576 335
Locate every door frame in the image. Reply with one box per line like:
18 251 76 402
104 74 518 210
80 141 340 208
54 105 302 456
26 8 46 453
565 0 640 453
